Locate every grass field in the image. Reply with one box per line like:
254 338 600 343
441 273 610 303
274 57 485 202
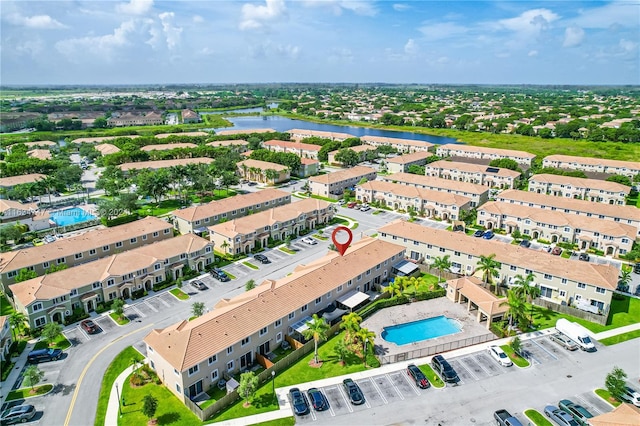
417 364 445 388
524 409 553 426
600 329 640 346
33 334 71 351
6 384 53 401
170 288 189 300
595 388 622 407
501 345 530 368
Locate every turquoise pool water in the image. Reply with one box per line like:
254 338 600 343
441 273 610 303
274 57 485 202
50 207 96 226
381 315 461 345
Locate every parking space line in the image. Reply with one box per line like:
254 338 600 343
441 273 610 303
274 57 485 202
531 338 558 360
399 372 422 396
457 360 479 381
158 296 171 308
143 300 158 312
575 395 604 414
473 355 494 376
366 377 388 404
385 374 405 401
128 305 146 318
335 386 354 413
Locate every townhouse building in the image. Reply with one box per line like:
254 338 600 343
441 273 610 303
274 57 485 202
425 160 521 189
72 136 139 144
496 189 640 238
327 145 378 166
356 180 472 221
263 140 322 159
9 234 214 329
380 172 489 207
237 159 290 185
385 151 431 174
171 189 291 235
0 199 50 231
287 129 354 142
0 217 173 290
182 109 200 124
542 155 640 179
478 201 635 256
156 132 209 139
108 112 164 127
206 140 249 152
140 143 198 152
0 173 46 191
529 174 630 205
143 237 405 402
119 158 214 173
436 144 536 167
27 149 52 160
298 158 320 178
360 135 434 153
308 166 377 197
95 144 121 156
18 141 57 151
208 199 334 255
215 128 276 136
0 316 11 362
378 220 617 314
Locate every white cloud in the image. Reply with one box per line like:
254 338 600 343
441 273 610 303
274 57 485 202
159 12 182 50
240 0 287 31
563 25 585 48
569 1 640 29
55 20 136 60
404 39 418 55
497 8 560 36
393 4 410 12
328 47 354 63
528 50 538 57
7 13 66 29
116 0 153 16
419 22 468 41
302 0 377 17
618 38 638 53
193 15 204 24
250 41 300 60
15 39 45 56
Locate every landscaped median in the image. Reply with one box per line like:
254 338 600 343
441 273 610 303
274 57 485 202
417 364 444 388
500 344 530 368
595 388 622 407
6 384 53 401
170 287 190 300
524 409 553 426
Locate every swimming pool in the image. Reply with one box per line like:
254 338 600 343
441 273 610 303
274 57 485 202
50 207 97 226
381 315 461 345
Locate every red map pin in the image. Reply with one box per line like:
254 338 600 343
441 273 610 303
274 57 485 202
331 226 353 256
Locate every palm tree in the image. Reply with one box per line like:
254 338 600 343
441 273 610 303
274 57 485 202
618 270 632 292
432 255 452 283
264 169 279 185
37 175 59 205
302 314 330 365
476 254 500 290
355 327 376 366
384 281 402 298
340 312 362 345
500 289 527 330
513 273 540 322
220 240 230 254
9 312 26 339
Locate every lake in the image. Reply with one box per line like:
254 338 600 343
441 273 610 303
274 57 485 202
211 115 457 145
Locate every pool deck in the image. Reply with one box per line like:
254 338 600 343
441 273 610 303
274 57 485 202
362 297 496 360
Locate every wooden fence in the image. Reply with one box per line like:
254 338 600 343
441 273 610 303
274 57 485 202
534 299 608 326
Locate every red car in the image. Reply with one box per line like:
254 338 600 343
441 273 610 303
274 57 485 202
551 247 562 256
347 202 357 208
80 319 98 334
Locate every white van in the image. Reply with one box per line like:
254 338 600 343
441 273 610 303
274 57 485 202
555 318 596 352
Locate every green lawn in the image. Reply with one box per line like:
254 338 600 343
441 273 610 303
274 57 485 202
595 388 622 407
170 288 190 300
530 296 640 333
94 347 145 426
1 293 13 316
501 345 530 368
209 383 279 422
600 329 640 346
417 364 444 388
109 312 130 325
243 261 259 270
120 373 201 426
524 409 553 426
6 384 53 401
225 272 237 280
33 334 71 350
279 247 296 255
136 199 185 217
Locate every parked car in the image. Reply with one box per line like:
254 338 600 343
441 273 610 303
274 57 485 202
544 405 579 426
551 247 562 256
210 268 230 282
0 404 37 424
578 253 590 262
406 364 430 389
482 230 494 240
28 348 62 363
558 399 593 426
338 199 346 205
347 202 357 208
80 319 98 334
190 280 207 290
518 239 531 248
473 230 485 238
301 237 317 245
342 378 365 405
360 205 372 212
431 354 459 383
248 181 258 186
634 263 640 274
620 385 640 407
494 409 524 426
307 388 329 411
488 345 513 367
549 333 579 351
288 388 310 416
253 254 270 264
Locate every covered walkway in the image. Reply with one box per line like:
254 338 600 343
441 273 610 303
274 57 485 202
446 276 508 329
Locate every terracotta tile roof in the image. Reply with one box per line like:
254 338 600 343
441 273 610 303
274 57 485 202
237 159 288 172
140 143 198 151
171 189 290 222
264 140 322 152
386 152 431 164
381 172 489 195
479 201 637 238
544 154 640 170
300 157 319 165
95 144 121 155
206 140 248 147
449 276 509 315
143 237 405 371
529 174 631 192
378 219 618 290
287 129 354 140
0 217 172 274
589 403 640 426
427 160 521 178
119 158 214 171
216 128 275 135
358 180 471 207
0 199 38 214
22 141 56 148
360 135 434 148
308 166 376 185
208 198 332 238
437 143 536 159
72 136 139 144
0 174 46 188
155 131 208 138
27 149 52 160
497 190 640 222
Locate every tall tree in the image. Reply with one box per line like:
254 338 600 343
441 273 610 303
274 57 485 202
23 365 45 392
340 312 362 345
142 394 159 424
605 366 628 402
8 312 26 339
476 254 500 288
355 327 376 366
191 302 205 318
238 371 259 408
334 148 360 167
303 314 330 365
384 281 402 298
513 273 540 321
42 322 62 345
432 255 452 283
500 289 527 329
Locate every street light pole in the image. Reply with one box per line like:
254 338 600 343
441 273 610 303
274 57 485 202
271 370 276 404
115 382 122 416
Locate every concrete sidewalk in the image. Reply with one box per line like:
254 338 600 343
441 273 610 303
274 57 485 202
0 340 36 405
104 366 135 426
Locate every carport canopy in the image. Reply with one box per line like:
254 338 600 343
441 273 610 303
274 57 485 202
289 315 313 334
337 290 370 309
392 260 420 277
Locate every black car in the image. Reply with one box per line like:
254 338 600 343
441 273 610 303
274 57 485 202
248 181 258 186
519 239 531 248
633 263 640 274
254 254 270 264
343 378 365 405
190 280 207 290
210 268 230 282
307 388 329 411
578 253 590 262
407 364 430 389
0 404 36 424
431 355 459 383
473 230 484 237
28 348 62 363
289 387 310 416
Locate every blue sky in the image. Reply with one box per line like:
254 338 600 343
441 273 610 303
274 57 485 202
1 0 638 85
